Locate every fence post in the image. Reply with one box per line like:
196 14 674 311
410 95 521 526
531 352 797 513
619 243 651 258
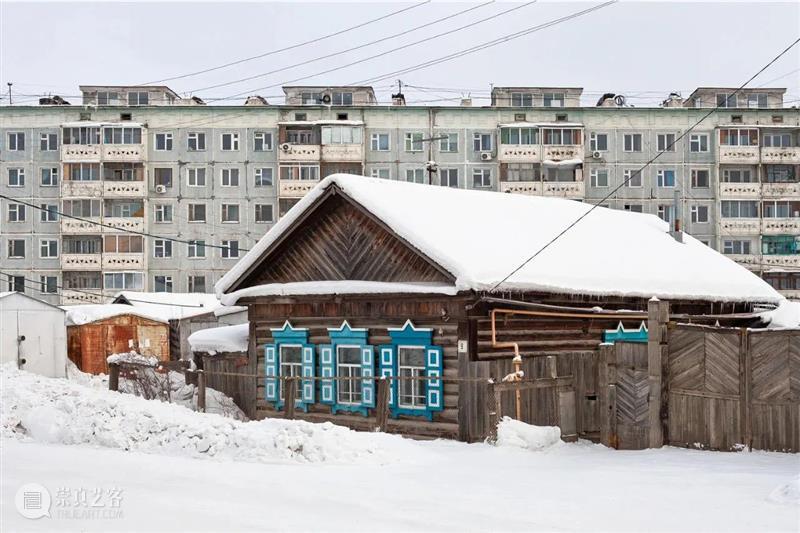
197 370 206 413
375 378 389 432
647 297 670 448
284 377 297 420
108 362 120 392
485 380 500 442
739 328 752 451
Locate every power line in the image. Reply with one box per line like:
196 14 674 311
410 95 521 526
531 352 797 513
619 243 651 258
138 1 432 86
488 35 800 292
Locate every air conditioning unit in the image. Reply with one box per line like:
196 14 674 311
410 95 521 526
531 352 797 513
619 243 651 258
320 93 332 105
480 152 493 161
592 150 602 159
280 142 291 151
155 184 167 194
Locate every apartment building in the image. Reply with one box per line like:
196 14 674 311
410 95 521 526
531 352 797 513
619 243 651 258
1 84 798 304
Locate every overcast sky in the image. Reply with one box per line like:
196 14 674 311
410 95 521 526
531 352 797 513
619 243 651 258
1 1 798 107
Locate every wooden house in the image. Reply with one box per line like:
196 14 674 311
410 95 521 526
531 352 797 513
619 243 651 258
214 175 782 441
64 304 170 375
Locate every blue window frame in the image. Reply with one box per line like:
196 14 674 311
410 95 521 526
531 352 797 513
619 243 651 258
319 321 375 416
602 321 648 344
264 321 315 412
379 320 444 421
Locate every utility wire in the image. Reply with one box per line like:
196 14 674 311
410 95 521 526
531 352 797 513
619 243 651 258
139 1 432 86
488 35 800 292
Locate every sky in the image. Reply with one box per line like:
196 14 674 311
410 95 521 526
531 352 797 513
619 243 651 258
0 1 798 107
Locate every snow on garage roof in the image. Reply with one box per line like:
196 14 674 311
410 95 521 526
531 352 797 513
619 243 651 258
216 174 782 304
63 304 170 326
188 323 250 354
111 292 222 320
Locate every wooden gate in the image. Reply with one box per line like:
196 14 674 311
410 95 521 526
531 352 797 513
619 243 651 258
598 342 649 450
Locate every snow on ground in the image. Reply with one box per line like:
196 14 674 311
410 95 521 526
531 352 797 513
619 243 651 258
2 365 798 532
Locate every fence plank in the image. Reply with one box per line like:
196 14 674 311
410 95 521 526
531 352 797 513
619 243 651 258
376 379 389 432
197 371 206 413
284 378 297 420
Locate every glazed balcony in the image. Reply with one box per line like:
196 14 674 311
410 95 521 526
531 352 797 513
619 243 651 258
278 144 320 162
500 181 542 195
102 144 145 161
61 144 101 162
718 145 759 164
103 217 144 233
762 218 800 235
761 146 800 164
279 179 320 198
103 180 147 197
498 145 540 163
762 182 800 198
719 218 760 235
102 253 145 269
321 144 363 162
62 217 102 234
60 253 102 270
543 145 583 162
62 181 102 198
541 180 585 199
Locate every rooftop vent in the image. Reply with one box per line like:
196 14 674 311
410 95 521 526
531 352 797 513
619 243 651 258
391 92 406 106
460 98 472 107
244 95 269 106
38 95 70 106
661 92 684 108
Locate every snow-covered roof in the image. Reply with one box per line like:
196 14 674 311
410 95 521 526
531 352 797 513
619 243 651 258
220 281 458 305
63 304 170 326
0 291 65 311
112 292 222 321
761 299 800 329
216 174 782 304
213 305 247 318
188 323 250 354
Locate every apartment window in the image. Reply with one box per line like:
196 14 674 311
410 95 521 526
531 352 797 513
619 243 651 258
590 169 609 188
623 134 643 152
221 133 240 151
656 133 676 152
624 203 643 213
719 128 758 146
188 275 207 293
7 275 25 292
511 93 533 107
253 132 273 151
188 204 206 223
321 126 362 144
221 168 240 187
154 276 173 293
63 127 101 145
763 201 800 218
501 127 538 145
332 91 353 106
691 169 710 188
221 240 240 259
120 112 132 121
472 133 492 152
506 163 538 182
746 93 768 108
103 235 143 253
589 133 608 152
188 240 206 258
657 205 675 223
437 133 458 153
127 92 149 106
154 168 173 188
439 168 458 188
69 163 99 181
8 203 26 222
154 133 173 151
96 91 118 105
404 132 424 152
690 205 709 224
280 165 319 180
721 200 759 218
40 167 59 186
255 167 274 187
8 132 25 151
405 168 425 184
187 132 206 151
716 93 738 108
623 169 642 187
187 167 207 187
105 199 143 218
287 129 314 144
8 239 26 258
255 204 274 223
221 204 240 223
689 134 709 153
763 134 792 148
153 239 173 258
723 240 751 255
371 133 390 151
301 92 322 105
762 236 799 255
370 167 390 180
154 204 173 223
657 169 676 187
722 168 754 183
104 272 144 290
543 92 565 107
543 128 578 145
40 204 58 222
8 168 25 187
294 113 307 121
472 168 492 188
765 165 796 183
103 127 142 144
337 113 348 121
39 133 58 151
39 276 57 294
62 200 100 217
40 239 58 258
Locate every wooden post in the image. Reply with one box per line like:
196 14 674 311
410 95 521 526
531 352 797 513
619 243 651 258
598 344 611 447
108 362 120 392
739 328 752 451
375 378 389 432
284 377 297 420
647 297 669 448
546 355 559 427
197 370 206 413
485 380 500 442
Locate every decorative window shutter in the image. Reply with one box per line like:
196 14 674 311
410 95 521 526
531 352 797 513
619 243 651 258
361 345 375 408
319 344 335 404
425 345 444 411
379 344 396 408
301 346 315 403
264 343 279 403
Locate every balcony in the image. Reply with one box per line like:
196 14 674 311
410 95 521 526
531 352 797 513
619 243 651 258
541 181 585 199
321 144 363 162
61 253 102 270
719 218 760 235
102 144 145 161
61 289 103 305
102 253 145 270
103 181 146 197
498 145 540 163
761 146 800 164
761 254 800 269
62 218 102 234
500 181 541 195
543 145 583 162
762 182 800 198
279 179 320 199
718 145 759 164
278 144 320 162
61 144 101 162
103 217 144 233
725 254 760 269
763 218 800 235
62 181 102 198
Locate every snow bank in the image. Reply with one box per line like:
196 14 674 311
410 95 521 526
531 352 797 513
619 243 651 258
107 351 159 366
495 417 562 451
2 364 410 464
768 475 800 505
761 299 800 329
188 323 249 354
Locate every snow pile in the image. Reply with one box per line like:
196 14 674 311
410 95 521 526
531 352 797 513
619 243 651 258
2 364 408 464
495 417 562 451
761 299 800 329
188 323 250 354
63 303 169 326
107 351 159 366
768 475 800 505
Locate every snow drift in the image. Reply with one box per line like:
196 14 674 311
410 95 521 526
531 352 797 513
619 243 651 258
495 416 562 451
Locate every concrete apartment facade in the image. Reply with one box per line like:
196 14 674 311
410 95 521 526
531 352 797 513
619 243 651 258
1 84 798 304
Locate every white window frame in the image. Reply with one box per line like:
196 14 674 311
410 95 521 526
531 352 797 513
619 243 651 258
8 168 25 187
188 275 206 293
221 240 240 259
154 204 173 223
370 133 390 151
187 132 206 151
221 203 240 223
279 344 304 401
254 204 274 224
623 134 643 152
7 239 26 258
221 168 240 187
8 203 26 222
153 239 173 258
8 132 25 151
510 92 533 107
439 133 458 153
589 132 608 152
405 168 425 184
623 169 642 188
543 92 565 108
39 239 58 258
220 132 240 151
404 132 423 152
39 133 58 151
690 205 709 224
370 167 390 180
154 132 173 151
472 132 492 152
656 133 676 152
253 131 273 152
689 134 709 153
187 240 206 258
472 168 492 188
40 167 59 187
188 203 206 223
40 203 58 222
187 167 207 187
590 168 609 188
154 275 173 293
254 167 274 187
657 169 676 188
39 275 57 294
691 168 710 189
439 168 459 188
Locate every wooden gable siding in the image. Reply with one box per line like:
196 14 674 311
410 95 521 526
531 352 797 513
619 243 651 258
237 191 454 290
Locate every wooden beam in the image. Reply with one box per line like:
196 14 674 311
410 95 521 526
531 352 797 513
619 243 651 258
647 298 669 448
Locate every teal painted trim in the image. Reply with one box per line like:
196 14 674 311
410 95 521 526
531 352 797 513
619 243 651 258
332 404 369 417
268 321 316 411
603 321 648 344
328 320 369 344
388 319 433 346
391 407 433 422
